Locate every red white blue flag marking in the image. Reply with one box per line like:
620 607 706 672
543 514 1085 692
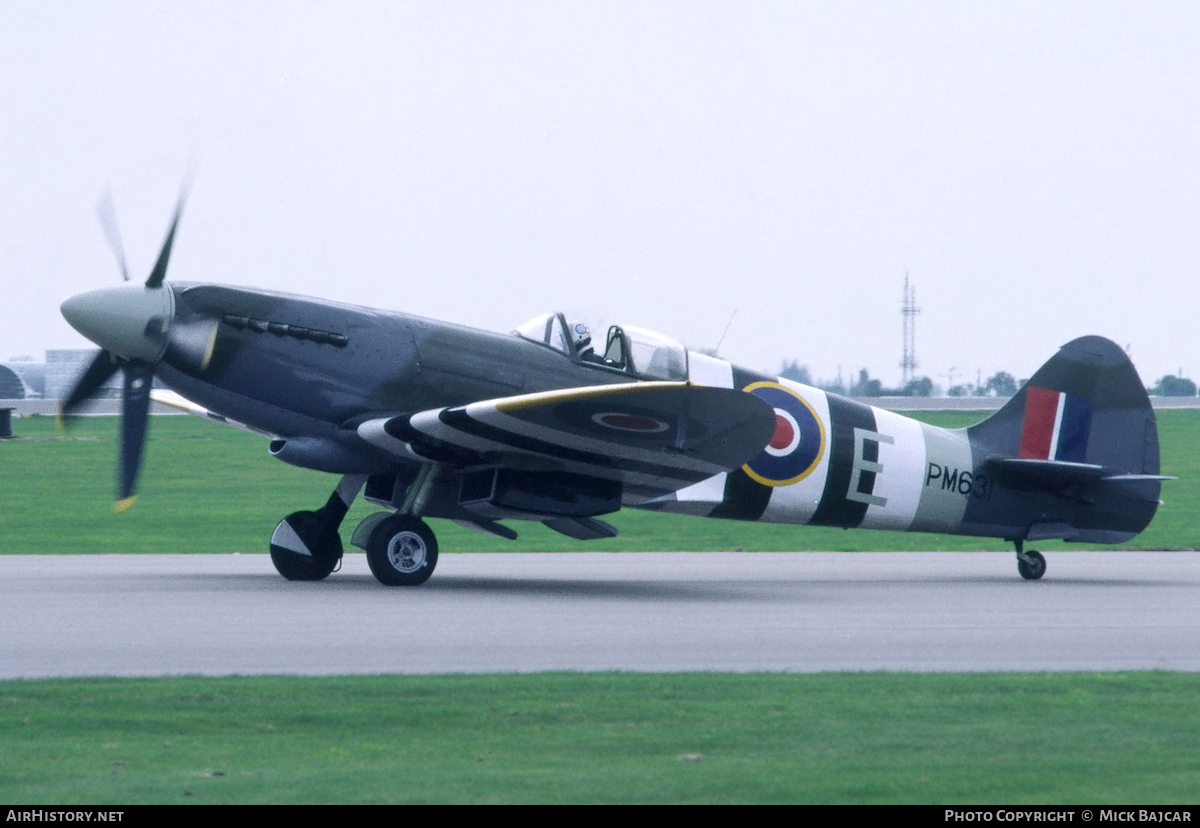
1018 386 1093 463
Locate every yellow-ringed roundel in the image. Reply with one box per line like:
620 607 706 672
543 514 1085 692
741 381 825 486
590 411 671 434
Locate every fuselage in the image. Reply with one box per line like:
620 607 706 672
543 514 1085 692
157 282 1072 542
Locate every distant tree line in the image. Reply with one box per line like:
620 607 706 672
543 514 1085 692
776 362 1197 398
946 371 1019 398
779 362 1020 398
1148 375 1197 397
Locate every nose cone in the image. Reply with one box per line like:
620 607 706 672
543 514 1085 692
61 283 176 362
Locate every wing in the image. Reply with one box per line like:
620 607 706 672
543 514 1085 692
149 388 273 437
357 381 775 502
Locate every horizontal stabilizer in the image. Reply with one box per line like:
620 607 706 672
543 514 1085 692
987 457 1108 488
986 456 1174 486
987 457 1171 504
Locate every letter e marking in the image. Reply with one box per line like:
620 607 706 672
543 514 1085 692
847 428 894 508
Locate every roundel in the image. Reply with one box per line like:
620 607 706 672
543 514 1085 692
741 381 825 486
590 411 670 433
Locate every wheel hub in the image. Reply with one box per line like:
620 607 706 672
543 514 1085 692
387 531 427 573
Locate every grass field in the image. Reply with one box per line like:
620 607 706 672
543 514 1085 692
3 672 1199 804
3 409 1197 804
1 409 1197 555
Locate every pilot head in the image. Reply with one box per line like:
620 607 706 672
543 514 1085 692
571 322 592 353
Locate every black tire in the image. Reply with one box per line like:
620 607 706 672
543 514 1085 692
365 514 438 586
269 510 343 581
1017 550 1047 581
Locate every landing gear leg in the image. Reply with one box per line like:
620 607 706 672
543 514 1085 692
1014 539 1047 581
270 475 366 581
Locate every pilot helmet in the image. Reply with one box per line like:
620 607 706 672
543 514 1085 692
571 322 592 352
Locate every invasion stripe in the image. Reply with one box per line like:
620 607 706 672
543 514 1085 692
433 409 718 487
810 395 878 528
473 407 733 477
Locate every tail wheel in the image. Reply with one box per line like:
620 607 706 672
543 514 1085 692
270 510 343 581
366 515 439 586
1017 550 1047 581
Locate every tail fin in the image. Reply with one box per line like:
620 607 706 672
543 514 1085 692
971 336 1158 474
968 336 1164 543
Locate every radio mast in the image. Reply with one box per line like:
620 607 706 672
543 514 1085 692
900 274 920 386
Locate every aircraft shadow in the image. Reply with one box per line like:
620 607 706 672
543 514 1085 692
143 571 1188 597
344 574 779 602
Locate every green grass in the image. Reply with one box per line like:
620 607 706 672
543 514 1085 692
4 415 1198 805
1 672 1198 805
2 410 1197 554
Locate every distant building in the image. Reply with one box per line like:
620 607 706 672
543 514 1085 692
0 365 28 398
42 350 121 402
0 360 47 399
2 351 159 401
45 350 120 401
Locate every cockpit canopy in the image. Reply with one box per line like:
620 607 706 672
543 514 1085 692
515 312 573 356
515 312 688 381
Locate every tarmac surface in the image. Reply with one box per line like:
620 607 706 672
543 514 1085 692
2 551 1198 678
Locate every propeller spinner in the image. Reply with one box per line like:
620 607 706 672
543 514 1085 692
59 191 189 512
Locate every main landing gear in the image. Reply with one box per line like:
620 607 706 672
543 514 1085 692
364 514 438 586
1014 539 1047 581
268 472 441 586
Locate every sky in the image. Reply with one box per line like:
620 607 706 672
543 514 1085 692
2 1 1197 391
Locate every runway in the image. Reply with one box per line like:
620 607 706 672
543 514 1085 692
2 551 1198 678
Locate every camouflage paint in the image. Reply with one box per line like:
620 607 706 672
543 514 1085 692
94 283 1164 547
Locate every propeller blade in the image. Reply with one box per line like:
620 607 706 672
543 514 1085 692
116 360 154 512
58 349 122 427
95 190 131 283
70 185 188 508
145 191 187 289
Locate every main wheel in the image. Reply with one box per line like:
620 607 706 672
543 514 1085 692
366 514 439 586
1017 550 1047 581
270 510 343 581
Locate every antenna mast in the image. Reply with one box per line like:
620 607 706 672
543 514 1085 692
714 307 738 356
900 273 921 386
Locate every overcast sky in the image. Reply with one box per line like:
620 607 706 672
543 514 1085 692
2 1 1196 390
